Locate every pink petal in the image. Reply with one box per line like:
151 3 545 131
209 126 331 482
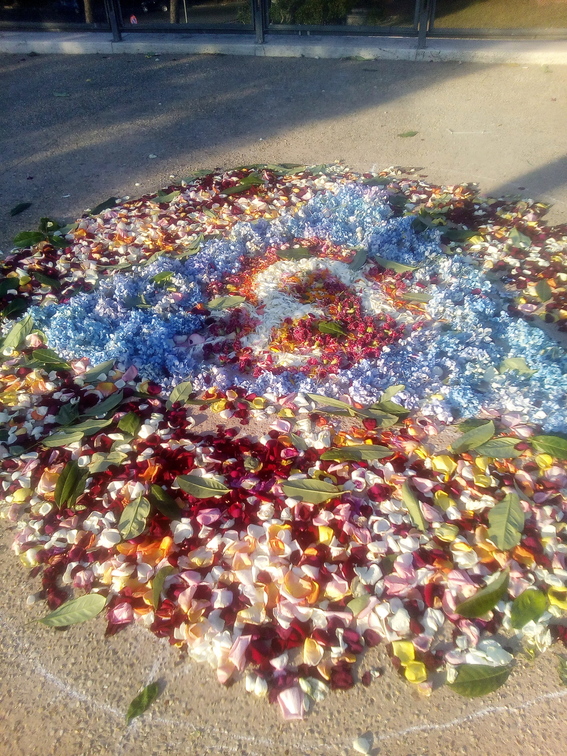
277 686 305 721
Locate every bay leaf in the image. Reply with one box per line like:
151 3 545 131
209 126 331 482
510 589 547 629
531 434 567 461
126 682 160 725
450 420 495 454
448 664 511 697
166 380 194 410
39 593 106 627
175 474 229 499
118 495 151 540
281 478 342 505
487 492 525 551
401 480 426 532
151 564 175 610
455 569 509 618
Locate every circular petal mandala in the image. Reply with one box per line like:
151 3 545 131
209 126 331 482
1 165 567 719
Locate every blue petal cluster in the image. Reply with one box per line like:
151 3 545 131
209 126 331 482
29 186 567 431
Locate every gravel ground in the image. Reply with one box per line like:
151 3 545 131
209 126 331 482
1 52 567 756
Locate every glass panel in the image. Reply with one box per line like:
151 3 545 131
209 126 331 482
434 0 567 29
268 0 417 27
0 0 108 24
121 0 251 26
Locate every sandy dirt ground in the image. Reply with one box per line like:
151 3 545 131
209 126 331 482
1 52 567 756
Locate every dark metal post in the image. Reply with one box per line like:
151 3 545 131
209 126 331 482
253 0 265 43
417 0 429 49
105 0 122 42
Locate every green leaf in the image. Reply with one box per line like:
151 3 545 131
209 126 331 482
38 217 61 233
398 131 418 138
290 433 308 452
317 321 347 337
150 270 175 286
83 390 124 418
353 408 399 427
83 359 115 382
28 347 71 370
531 434 567 460
2 314 34 351
34 271 60 289
450 420 495 454
349 248 367 271
307 394 354 414
498 357 535 376
207 295 246 310
55 403 79 426
88 451 127 473
371 400 408 417
220 173 263 195
42 429 85 448
535 280 553 302
166 380 194 410
13 230 45 247
509 226 531 249
118 495 151 540
151 565 175 610
488 492 525 550
558 656 567 687
320 445 393 462
72 417 113 436
156 189 180 203
126 682 160 725
510 589 547 629
380 384 405 402
0 278 14 297
276 247 313 261
117 412 142 437
458 418 489 433
455 570 509 618
47 234 68 249
362 176 391 186
373 256 417 273
175 474 230 499
400 292 432 303
149 484 181 519
281 478 342 505
400 480 427 532
448 664 512 697
10 202 33 216
2 297 28 319
89 197 118 215
54 460 87 509
39 593 106 627
475 437 523 459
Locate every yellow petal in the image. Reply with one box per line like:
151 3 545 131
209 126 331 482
404 661 427 684
473 473 492 488
391 640 415 664
435 523 459 543
548 586 567 611
434 490 456 511
12 487 32 503
303 638 324 666
535 454 554 471
318 526 334 545
431 455 457 477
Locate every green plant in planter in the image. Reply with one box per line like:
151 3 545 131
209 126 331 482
269 0 355 25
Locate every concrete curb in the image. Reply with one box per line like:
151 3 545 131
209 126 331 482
1 30 567 64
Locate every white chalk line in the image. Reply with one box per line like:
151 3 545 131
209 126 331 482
2 610 566 754
374 687 567 743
